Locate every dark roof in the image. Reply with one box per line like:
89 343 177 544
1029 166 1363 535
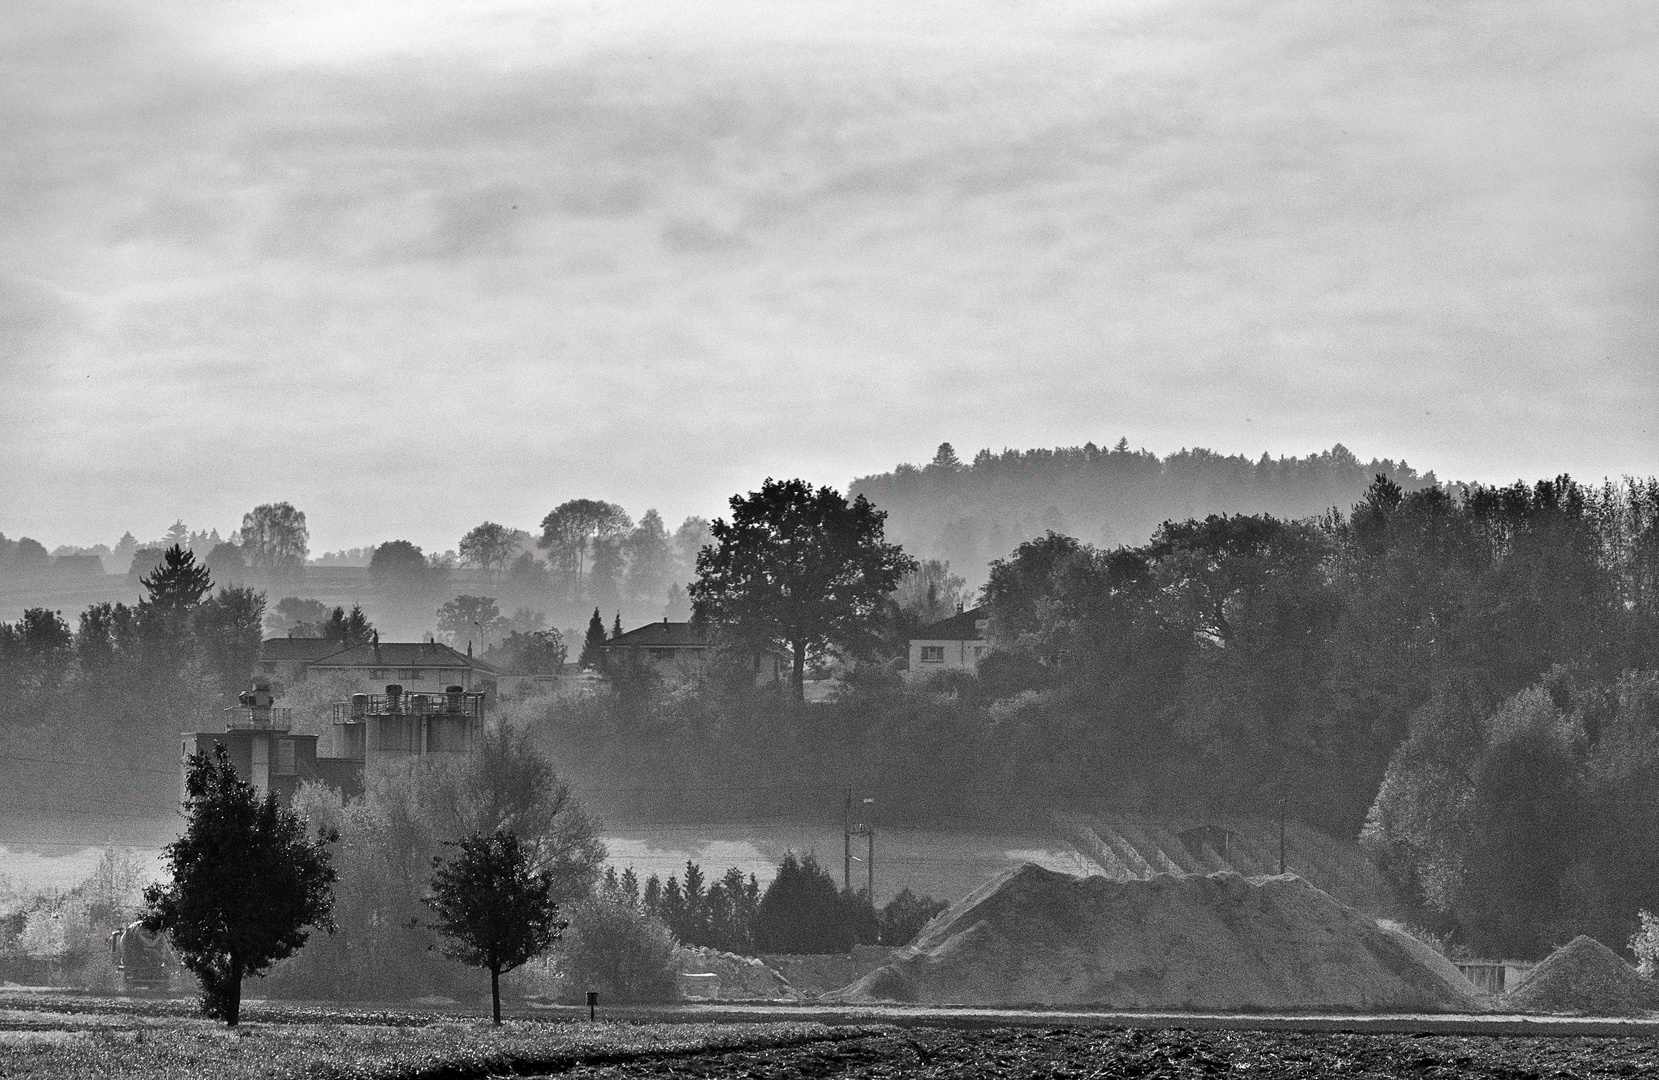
913 607 989 642
602 621 707 649
260 637 352 663
308 641 484 670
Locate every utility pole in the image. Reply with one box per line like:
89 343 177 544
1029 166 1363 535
863 796 875 901
1278 799 1287 875
843 788 852 892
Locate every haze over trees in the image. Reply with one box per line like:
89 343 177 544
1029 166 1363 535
852 441 1435 587
239 502 309 579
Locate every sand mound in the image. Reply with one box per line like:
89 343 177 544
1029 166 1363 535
830 864 1485 1012
1504 936 1659 1016
675 947 799 1000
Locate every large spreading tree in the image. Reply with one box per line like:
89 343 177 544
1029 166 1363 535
143 745 336 1024
690 478 915 701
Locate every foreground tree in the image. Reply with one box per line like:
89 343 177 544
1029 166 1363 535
143 745 336 1024
691 479 916 700
427 830 565 1024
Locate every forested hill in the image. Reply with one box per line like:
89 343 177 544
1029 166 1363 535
851 441 1438 583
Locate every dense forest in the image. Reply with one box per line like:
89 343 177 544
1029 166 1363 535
851 441 1438 585
529 474 1659 957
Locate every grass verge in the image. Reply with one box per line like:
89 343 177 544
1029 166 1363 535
0 996 868 1080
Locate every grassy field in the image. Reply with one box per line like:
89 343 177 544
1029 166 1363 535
0 994 859 1080
8 993 1659 1079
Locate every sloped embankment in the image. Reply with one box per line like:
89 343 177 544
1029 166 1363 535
832 864 1484 1012
1504 936 1659 1016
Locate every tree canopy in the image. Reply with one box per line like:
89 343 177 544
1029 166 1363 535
459 522 516 582
426 830 564 1024
239 502 308 577
690 479 915 700
143 745 336 1024
139 545 213 614
539 499 632 599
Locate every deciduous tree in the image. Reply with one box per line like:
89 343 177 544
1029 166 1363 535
143 745 335 1025
691 479 915 701
539 500 632 598
426 830 564 1024
437 595 507 650
459 522 515 584
239 503 309 578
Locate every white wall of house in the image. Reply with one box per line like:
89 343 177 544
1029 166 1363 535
908 637 988 676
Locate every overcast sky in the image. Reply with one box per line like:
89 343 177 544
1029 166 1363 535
2 0 1654 553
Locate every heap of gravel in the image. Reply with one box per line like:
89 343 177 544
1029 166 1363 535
676 947 799 1000
830 864 1485 1012
1504 936 1659 1016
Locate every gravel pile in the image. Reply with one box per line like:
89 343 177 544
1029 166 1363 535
831 864 1485 1011
675 947 799 1000
1504 935 1659 1016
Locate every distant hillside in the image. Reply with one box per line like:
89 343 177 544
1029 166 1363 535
851 441 1437 585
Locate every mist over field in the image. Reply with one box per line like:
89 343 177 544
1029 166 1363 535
3 0 1655 552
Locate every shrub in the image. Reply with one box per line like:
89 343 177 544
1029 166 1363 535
558 898 679 1004
879 889 948 945
1630 910 1659 976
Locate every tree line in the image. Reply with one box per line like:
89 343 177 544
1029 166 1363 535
530 474 1659 959
851 440 1439 586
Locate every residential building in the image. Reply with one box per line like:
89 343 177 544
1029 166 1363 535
907 605 989 678
256 637 346 691
600 619 788 683
289 635 518 698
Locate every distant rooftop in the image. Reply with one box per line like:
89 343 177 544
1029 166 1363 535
602 621 706 649
307 640 509 675
913 607 989 642
259 637 351 663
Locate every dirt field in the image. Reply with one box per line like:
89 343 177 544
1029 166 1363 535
549 1026 1659 1079
5 993 1659 1079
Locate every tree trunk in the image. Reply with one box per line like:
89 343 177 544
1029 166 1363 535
226 954 244 1027
792 640 806 703
491 965 501 1026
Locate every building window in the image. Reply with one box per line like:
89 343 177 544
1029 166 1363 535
371 669 386 678
920 646 945 664
274 739 296 776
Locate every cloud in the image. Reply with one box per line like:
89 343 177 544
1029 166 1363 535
0 0 1655 550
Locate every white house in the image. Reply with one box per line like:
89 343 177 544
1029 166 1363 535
907 606 989 679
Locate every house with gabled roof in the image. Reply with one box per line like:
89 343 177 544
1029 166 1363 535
600 619 788 683
304 635 511 698
907 605 989 679
257 637 349 689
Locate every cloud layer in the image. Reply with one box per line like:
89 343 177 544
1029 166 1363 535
2 0 1655 550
